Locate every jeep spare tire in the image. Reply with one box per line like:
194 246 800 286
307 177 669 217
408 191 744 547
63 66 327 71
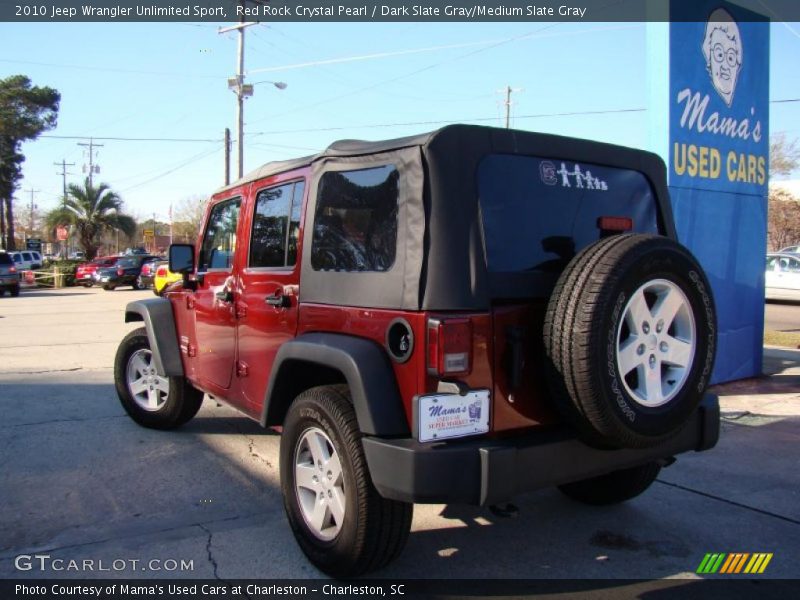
543 234 716 449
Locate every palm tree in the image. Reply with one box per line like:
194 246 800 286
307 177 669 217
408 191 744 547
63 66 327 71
46 178 136 260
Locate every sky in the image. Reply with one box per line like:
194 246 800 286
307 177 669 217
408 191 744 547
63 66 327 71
1 19 799 225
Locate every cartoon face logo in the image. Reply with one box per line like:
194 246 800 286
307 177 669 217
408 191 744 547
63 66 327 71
702 8 742 107
539 161 557 185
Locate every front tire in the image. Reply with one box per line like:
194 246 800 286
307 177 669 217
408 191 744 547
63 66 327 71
114 327 203 430
280 385 412 577
558 462 662 506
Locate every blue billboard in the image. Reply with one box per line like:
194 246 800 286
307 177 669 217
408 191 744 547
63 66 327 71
653 1 770 383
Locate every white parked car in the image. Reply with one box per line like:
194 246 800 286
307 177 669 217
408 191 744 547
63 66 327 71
8 250 43 271
766 253 800 302
779 245 800 255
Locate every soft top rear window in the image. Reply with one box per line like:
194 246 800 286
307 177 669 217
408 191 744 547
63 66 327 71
478 154 659 275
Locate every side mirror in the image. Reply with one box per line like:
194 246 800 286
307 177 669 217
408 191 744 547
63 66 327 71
169 244 195 275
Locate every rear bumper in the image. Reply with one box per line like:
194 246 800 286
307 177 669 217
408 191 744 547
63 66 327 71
362 393 719 506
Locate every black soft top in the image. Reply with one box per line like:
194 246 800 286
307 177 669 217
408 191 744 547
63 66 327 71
222 125 675 311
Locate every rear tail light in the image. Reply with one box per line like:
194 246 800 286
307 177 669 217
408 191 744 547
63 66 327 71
117 268 124 276
156 266 168 277
141 265 150 276
9 266 16 273
427 318 472 377
597 216 633 233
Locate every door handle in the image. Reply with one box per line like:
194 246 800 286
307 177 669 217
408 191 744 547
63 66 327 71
266 294 291 308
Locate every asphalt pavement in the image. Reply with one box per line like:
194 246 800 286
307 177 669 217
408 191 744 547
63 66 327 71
0 287 798 582
765 301 800 332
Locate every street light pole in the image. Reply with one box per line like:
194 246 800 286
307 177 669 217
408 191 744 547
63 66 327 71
220 16 286 181
220 18 256 180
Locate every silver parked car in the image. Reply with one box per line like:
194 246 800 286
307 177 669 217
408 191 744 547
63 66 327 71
766 253 800 302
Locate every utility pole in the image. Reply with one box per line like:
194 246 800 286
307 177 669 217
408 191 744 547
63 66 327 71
220 3 256 180
25 188 39 241
499 85 523 129
224 127 231 185
77 138 103 186
54 159 76 205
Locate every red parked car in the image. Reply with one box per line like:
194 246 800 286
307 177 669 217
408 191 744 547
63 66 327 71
75 256 117 287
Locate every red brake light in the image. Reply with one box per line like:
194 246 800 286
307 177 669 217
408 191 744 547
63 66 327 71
427 318 472 377
117 268 124 276
597 216 633 232
156 266 167 277
9 266 16 273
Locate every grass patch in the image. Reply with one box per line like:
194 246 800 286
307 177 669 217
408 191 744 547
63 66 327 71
764 329 800 349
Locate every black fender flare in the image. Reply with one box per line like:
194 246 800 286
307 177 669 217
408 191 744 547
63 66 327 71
124 298 184 377
261 333 410 437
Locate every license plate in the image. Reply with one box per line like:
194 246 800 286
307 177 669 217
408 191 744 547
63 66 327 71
416 390 490 443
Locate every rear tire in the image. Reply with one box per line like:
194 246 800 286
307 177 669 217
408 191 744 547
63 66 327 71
9 285 19 297
558 462 662 506
114 327 203 430
103 284 115 291
280 385 412 577
132 277 143 290
84 281 94 288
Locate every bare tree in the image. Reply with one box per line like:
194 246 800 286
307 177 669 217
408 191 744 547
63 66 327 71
770 133 800 178
172 195 209 243
768 186 800 251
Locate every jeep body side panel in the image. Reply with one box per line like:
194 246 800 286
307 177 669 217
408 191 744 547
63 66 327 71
124 298 184 377
261 332 410 437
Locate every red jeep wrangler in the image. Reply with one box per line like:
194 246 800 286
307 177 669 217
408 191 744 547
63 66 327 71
114 125 718 576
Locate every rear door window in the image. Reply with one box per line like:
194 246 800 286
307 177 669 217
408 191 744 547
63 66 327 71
311 165 399 272
478 155 659 274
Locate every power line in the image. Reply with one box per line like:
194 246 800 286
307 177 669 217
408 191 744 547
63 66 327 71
246 22 566 126
40 134 223 143
0 58 224 79
250 107 647 137
119 146 222 193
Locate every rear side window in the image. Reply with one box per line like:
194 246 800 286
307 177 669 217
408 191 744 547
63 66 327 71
22 252 32 261
249 181 305 268
478 155 659 273
311 165 399 272
199 198 241 270
117 258 138 268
